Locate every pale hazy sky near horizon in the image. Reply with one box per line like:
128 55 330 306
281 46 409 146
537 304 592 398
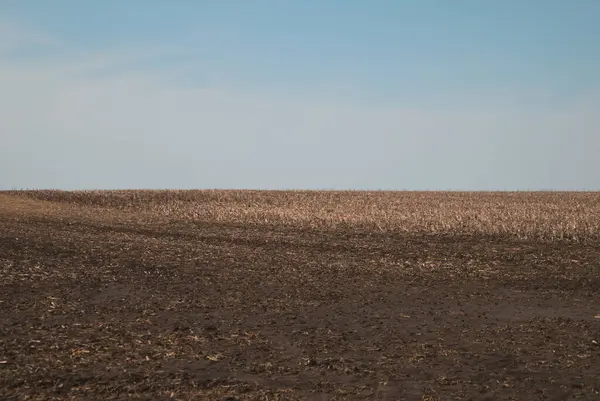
1 1 599 190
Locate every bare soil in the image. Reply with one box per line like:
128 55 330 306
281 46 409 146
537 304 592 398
1 198 600 400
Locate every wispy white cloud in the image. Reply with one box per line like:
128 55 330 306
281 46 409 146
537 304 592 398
1 21 599 190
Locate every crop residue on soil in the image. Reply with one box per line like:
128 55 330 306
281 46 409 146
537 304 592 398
1 190 600 400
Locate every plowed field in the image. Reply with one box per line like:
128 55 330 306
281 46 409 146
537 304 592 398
1 191 599 400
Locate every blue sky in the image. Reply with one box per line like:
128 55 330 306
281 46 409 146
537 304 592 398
1 1 599 190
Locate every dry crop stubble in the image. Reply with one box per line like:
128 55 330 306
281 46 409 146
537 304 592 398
7 189 600 242
1 190 600 400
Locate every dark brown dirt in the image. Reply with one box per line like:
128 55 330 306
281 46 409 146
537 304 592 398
1 207 600 400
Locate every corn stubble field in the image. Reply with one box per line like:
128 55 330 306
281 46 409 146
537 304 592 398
1 190 600 400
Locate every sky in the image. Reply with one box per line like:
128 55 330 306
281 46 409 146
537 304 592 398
1 1 599 190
